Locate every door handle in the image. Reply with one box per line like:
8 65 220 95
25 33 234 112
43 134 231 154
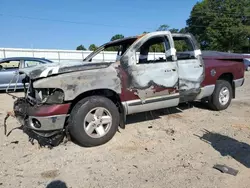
194 65 202 68
165 69 176 72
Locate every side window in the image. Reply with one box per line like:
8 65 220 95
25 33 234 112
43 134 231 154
173 36 195 60
136 36 171 64
24 60 40 67
0 60 19 70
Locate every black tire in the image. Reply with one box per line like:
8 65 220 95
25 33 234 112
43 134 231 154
68 96 120 147
208 80 233 111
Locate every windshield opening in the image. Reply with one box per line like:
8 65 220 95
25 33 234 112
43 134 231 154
84 37 138 63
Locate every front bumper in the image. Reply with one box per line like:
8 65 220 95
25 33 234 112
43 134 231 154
27 114 69 131
14 99 71 132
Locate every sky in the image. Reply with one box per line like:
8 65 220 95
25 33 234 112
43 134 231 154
0 0 199 50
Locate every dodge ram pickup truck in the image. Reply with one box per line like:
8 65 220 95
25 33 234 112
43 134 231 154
6 31 246 148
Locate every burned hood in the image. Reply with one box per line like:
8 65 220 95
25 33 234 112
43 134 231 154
19 61 112 80
32 62 122 101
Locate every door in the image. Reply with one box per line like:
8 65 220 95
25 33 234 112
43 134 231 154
172 34 205 96
123 34 180 114
0 60 23 90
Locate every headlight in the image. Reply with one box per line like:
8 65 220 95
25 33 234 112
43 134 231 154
35 88 64 104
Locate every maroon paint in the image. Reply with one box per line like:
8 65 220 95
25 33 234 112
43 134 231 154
201 58 245 87
117 66 140 102
33 103 71 117
152 86 177 93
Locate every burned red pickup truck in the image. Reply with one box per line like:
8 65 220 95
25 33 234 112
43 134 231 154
6 31 246 148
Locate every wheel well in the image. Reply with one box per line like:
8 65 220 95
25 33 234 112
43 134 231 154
218 73 233 83
218 73 235 98
68 89 125 128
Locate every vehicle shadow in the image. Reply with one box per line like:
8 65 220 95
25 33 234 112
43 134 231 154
196 130 250 168
126 102 209 125
46 180 68 188
191 101 212 110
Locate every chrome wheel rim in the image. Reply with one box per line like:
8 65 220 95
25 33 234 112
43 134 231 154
83 107 112 138
219 87 230 105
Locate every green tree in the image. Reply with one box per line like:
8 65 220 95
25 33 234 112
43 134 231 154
110 34 124 41
157 24 170 31
179 27 188 33
168 28 190 51
143 25 172 52
76 45 86 50
186 0 250 52
150 25 171 52
88 44 98 51
169 28 179 33
104 34 125 51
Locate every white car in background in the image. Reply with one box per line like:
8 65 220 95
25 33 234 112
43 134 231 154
244 58 250 71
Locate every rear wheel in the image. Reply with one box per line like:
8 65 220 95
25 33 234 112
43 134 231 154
69 96 120 147
208 80 233 111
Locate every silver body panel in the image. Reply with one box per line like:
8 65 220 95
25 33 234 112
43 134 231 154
28 114 68 131
233 78 244 88
122 93 180 115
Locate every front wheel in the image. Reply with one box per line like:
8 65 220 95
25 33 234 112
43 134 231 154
208 80 233 111
69 96 120 147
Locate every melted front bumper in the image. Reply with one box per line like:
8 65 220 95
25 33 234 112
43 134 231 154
14 98 71 132
27 114 69 131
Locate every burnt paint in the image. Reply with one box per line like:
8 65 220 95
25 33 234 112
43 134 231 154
66 85 77 92
57 63 112 75
117 66 140 102
33 64 122 101
117 63 178 102
19 61 112 80
118 31 180 101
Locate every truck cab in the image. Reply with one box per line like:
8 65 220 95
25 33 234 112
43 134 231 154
114 31 205 114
